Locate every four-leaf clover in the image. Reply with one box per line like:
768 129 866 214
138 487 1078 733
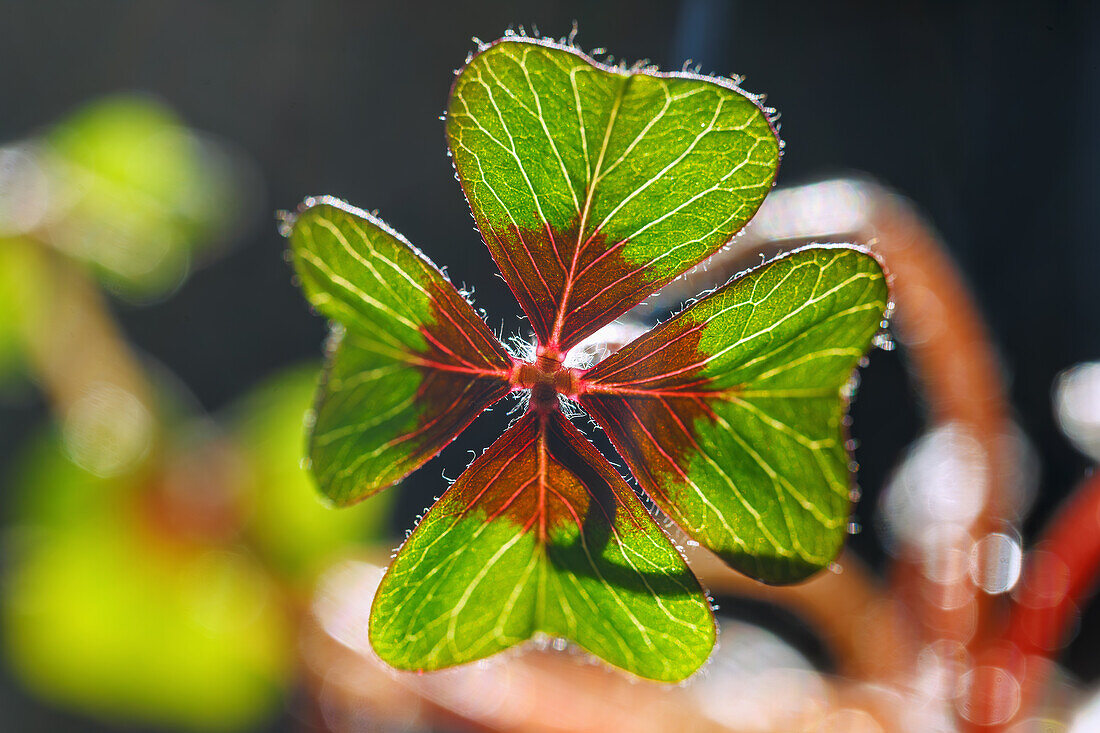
285 37 889 681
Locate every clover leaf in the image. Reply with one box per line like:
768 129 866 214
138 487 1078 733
285 36 889 681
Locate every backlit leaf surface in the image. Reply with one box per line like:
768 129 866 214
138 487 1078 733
288 198 513 505
581 247 888 583
448 38 780 351
289 38 890 682
370 409 714 681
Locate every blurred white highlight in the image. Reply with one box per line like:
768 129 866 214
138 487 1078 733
748 179 871 242
879 423 989 556
1055 362 1100 462
312 560 382 657
957 665 1021 726
1070 685 1100 732
0 145 50 235
969 533 1023 595
692 619 827 731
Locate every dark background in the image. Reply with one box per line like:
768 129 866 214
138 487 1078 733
1 0 1098 730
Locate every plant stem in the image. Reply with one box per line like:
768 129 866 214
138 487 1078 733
973 470 1100 729
22 243 158 440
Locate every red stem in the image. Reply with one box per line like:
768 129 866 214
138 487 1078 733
975 469 1100 728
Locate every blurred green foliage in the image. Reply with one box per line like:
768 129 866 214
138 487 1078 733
0 93 248 390
39 94 242 299
3 429 291 732
0 92 392 732
2 366 393 731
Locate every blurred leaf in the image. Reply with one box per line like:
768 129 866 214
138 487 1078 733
3 433 291 732
6 426 128 528
38 94 243 300
232 365 396 582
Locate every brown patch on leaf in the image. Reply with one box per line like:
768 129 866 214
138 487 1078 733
482 217 664 352
440 410 648 539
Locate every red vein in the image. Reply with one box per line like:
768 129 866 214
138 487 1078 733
487 475 539 523
564 258 660 329
546 483 585 534
557 277 666 349
408 358 511 379
380 380 493 451
572 237 629 281
545 220 569 276
585 383 734 399
596 357 715 388
421 328 484 370
452 303 514 367
537 413 549 541
553 413 647 534
690 394 720 420
488 226 553 341
511 222 558 318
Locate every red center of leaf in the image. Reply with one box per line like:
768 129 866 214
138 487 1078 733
509 346 585 411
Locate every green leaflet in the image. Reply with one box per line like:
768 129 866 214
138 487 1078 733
448 38 780 351
370 409 715 682
581 247 889 583
287 198 513 505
